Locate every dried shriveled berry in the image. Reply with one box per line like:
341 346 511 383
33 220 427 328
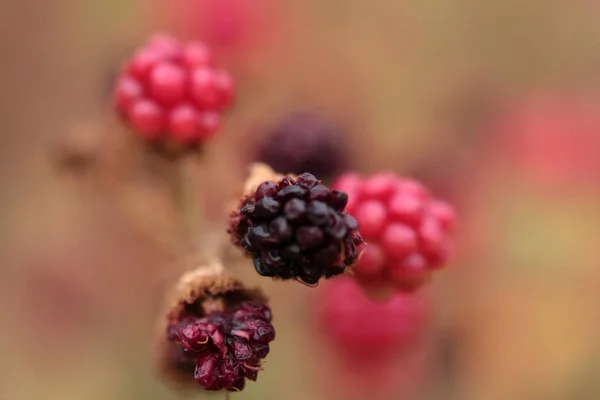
169 301 275 391
229 166 363 285
332 172 456 293
114 34 235 157
157 262 274 393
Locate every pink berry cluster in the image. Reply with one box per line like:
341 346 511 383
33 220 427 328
332 172 455 291
317 277 427 362
167 302 275 391
114 34 234 151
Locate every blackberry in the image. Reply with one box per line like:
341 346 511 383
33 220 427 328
230 172 363 285
255 111 349 180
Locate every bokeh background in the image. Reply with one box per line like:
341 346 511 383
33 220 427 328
2 1 600 399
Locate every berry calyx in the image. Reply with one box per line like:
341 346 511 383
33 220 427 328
229 165 363 285
332 172 455 292
114 34 235 157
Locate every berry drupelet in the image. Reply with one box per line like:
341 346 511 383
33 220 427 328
254 111 349 180
230 167 363 285
157 263 274 392
332 172 455 292
114 34 234 156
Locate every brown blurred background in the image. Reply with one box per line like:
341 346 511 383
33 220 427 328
2 1 600 399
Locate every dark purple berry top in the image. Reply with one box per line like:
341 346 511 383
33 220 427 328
254 111 349 179
167 301 275 392
231 172 363 285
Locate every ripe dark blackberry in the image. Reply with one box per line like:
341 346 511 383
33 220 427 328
229 167 363 285
157 262 274 392
114 34 234 157
254 111 349 180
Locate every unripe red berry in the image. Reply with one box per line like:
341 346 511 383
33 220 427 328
486 94 600 187
316 276 427 361
114 34 234 157
332 172 455 292
162 0 281 56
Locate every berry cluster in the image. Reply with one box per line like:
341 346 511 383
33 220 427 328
332 172 455 291
255 111 348 180
230 172 363 285
317 277 427 361
114 34 234 154
167 301 275 391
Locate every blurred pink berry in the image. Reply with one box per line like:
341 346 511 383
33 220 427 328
332 172 456 292
165 0 279 50
487 93 600 186
114 34 234 156
316 276 428 361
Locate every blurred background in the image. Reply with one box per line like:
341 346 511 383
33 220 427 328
2 0 600 399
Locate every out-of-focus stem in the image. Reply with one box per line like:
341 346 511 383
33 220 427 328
138 147 195 254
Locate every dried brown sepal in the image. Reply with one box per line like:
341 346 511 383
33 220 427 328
240 163 287 198
155 260 267 389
